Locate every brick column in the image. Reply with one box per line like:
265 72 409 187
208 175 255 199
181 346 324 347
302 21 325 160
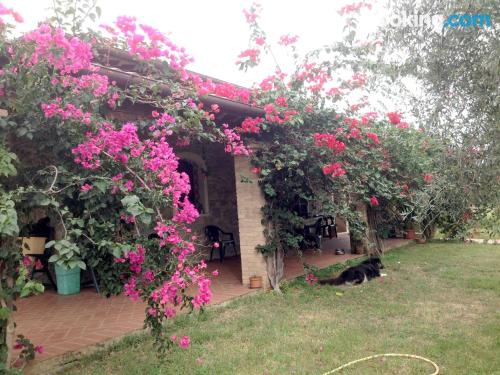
233 155 269 288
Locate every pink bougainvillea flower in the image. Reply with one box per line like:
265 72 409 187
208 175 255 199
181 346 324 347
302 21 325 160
370 196 379 206
338 2 372 15
322 162 346 178
221 123 250 155
366 132 380 145
80 183 93 192
278 34 299 46
179 336 190 349
236 48 260 64
34 259 43 270
350 73 366 87
147 307 157 316
212 270 219 276
165 307 176 318
305 273 318 285
13 340 24 350
386 112 401 125
120 213 136 224
123 180 134 192
170 335 177 342
24 24 93 74
241 117 263 134
34 345 44 354
263 103 276 114
213 242 220 248
22 256 32 267
423 173 433 183
255 37 266 46
314 133 346 154
0 4 24 23
275 96 288 107
251 167 261 174
243 6 259 23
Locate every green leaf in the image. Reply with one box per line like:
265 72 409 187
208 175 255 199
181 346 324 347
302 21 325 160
0 307 10 320
94 180 108 193
121 195 140 205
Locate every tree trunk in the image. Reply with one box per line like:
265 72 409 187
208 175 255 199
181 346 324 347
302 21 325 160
1 272 15 370
5 313 15 369
266 247 284 292
367 207 384 256
349 236 369 254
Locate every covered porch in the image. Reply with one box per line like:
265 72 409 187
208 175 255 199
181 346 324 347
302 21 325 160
15 236 411 366
177 141 357 289
15 139 413 368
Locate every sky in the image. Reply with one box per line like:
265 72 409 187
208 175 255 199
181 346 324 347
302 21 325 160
1 0 386 87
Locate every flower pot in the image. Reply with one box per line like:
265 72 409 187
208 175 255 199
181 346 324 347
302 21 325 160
249 276 263 289
55 264 81 295
405 229 415 240
19 237 47 255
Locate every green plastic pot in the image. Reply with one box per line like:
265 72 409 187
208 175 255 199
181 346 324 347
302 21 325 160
55 264 81 295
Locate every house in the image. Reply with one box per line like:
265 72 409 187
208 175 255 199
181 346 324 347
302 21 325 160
88 48 352 288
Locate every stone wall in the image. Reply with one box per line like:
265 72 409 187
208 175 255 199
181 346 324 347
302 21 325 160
174 142 240 261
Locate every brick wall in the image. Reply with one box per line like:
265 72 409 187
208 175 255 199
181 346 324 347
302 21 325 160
336 217 348 233
233 155 269 288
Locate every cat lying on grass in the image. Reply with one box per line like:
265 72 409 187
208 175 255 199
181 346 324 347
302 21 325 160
319 257 384 286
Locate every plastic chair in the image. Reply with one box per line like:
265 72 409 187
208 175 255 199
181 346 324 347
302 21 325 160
303 217 323 249
322 215 338 239
205 225 237 262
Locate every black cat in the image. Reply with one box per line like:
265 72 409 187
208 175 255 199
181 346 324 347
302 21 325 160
319 257 384 286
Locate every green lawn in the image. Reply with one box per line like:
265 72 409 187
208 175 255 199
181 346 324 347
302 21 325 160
471 229 500 240
61 243 500 375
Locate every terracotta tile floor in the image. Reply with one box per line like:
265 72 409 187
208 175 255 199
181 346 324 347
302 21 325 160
14 234 410 366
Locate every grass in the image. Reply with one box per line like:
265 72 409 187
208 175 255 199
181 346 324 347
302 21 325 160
470 229 500 240
61 242 500 375
433 227 500 240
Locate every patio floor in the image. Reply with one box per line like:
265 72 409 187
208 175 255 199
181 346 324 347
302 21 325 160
14 234 411 368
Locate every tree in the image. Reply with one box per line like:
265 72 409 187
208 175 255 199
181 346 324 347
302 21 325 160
374 0 500 237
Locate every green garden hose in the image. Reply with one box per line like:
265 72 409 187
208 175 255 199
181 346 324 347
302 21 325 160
321 353 439 374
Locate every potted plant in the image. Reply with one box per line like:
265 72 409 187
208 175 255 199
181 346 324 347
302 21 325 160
249 275 263 289
18 218 53 255
46 239 86 295
404 222 416 240
416 231 427 244
19 236 47 255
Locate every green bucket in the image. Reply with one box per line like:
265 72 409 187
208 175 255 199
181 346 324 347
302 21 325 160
55 264 81 295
